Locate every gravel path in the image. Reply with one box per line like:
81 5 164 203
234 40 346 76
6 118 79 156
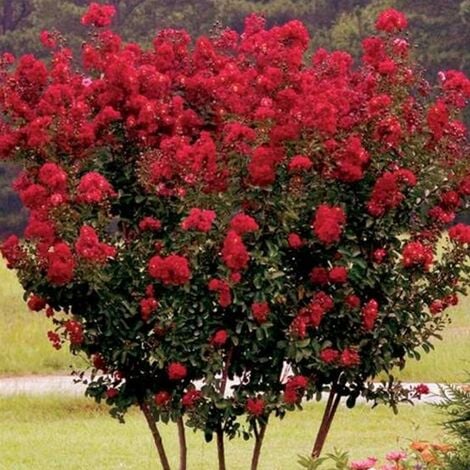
0 375 447 404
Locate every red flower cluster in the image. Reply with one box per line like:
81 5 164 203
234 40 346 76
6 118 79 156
75 226 116 264
148 254 191 285
47 242 75 285
154 391 171 407
375 8 408 33
76 172 115 204
328 266 348 284
246 397 265 417
283 375 308 404
0 235 24 268
27 294 47 312
288 155 312 174
81 2 116 28
181 208 216 232
367 169 417 217
402 241 433 270
313 204 346 245
221 230 250 271
208 279 232 307
211 329 229 347
362 299 379 331
182 389 202 408
229 213 259 235
287 233 303 249
64 320 84 345
320 347 360 367
139 217 162 232
448 223 470 244
139 296 158 321
251 302 270 324
167 362 187 381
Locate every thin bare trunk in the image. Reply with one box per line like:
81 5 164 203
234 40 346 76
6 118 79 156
216 425 227 470
177 416 187 470
311 387 341 458
140 401 172 470
250 421 267 470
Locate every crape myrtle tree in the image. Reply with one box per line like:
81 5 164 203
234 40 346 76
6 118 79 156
1 3 470 468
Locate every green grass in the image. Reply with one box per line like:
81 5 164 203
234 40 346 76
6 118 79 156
0 395 448 469
0 260 469 380
0 262 85 375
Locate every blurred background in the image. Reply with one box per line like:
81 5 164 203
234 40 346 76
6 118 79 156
1 0 469 238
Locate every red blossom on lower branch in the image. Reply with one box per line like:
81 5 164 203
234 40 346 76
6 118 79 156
246 397 265 417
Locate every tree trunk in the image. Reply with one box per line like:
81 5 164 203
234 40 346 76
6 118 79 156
140 400 172 470
311 388 341 458
216 425 227 470
250 422 267 470
177 416 187 470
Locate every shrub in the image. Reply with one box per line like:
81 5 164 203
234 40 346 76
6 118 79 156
1 3 469 468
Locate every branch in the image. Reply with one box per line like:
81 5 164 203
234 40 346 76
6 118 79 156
176 416 187 470
139 400 172 470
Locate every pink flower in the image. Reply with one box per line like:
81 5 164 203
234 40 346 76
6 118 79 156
349 457 377 470
386 451 407 462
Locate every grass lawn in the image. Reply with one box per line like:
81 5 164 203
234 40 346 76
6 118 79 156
0 394 448 470
1 261 468 381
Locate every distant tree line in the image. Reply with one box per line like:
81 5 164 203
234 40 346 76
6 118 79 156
1 0 469 236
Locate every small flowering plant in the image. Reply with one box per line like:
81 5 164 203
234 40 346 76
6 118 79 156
1 4 469 469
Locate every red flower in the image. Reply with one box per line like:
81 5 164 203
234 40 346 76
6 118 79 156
0 235 24 269
288 155 313 173
208 279 232 307
246 398 265 417
140 297 158 321
320 348 340 364
47 331 61 350
27 295 47 312
372 248 387 264
47 242 75 285
182 389 202 408
75 225 116 264
168 362 187 381
154 391 171 407
251 302 270 323
313 204 346 245
221 230 250 271
362 299 379 331
65 320 84 345
340 348 360 367
310 267 329 285
139 217 162 232
92 354 107 372
402 241 433 270
230 213 259 235
284 375 309 404
38 163 67 193
181 208 216 232
375 9 408 33
106 388 119 399
449 224 470 244
76 172 115 204
39 31 57 49
345 294 361 309
81 2 116 27
414 383 430 396
288 233 303 249
211 329 229 347
148 255 191 286
328 266 348 284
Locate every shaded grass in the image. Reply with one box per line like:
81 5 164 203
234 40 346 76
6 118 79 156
0 395 447 469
